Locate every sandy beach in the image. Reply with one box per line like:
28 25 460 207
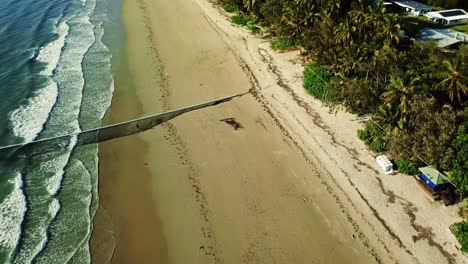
91 0 467 263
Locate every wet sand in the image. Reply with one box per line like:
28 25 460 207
90 0 466 263
89 1 168 262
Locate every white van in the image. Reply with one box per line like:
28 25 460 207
376 155 394 175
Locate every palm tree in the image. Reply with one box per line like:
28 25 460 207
243 0 256 12
381 75 420 128
378 13 401 44
280 0 320 39
376 104 400 130
436 56 468 103
334 16 356 46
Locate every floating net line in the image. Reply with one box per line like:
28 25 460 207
0 94 242 161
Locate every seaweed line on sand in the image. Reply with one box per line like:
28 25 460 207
257 44 455 264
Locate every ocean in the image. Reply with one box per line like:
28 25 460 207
0 0 123 262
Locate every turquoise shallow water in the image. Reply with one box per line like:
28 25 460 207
0 0 123 262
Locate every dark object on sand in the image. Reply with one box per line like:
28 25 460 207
220 118 243 130
441 189 455 206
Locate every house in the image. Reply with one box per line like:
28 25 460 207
418 166 450 191
425 9 468 26
414 166 455 205
392 1 433 16
419 28 468 48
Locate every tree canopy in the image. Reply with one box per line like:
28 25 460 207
219 0 467 195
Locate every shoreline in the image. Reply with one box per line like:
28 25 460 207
91 0 466 263
89 0 169 262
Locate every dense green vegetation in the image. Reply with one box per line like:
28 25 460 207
454 221 468 253
395 157 419 175
456 200 468 253
223 3 240 13
303 63 330 101
452 123 468 195
230 13 261 33
231 14 251 26
271 38 297 50
358 122 387 152
216 0 467 196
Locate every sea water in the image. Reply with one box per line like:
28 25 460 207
0 0 123 262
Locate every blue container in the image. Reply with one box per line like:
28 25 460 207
420 173 437 190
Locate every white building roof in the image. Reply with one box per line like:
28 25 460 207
425 9 468 21
393 1 432 10
374 0 394 5
419 28 468 47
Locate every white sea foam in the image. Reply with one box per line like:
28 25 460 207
45 136 77 195
10 0 114 261
9 82 59 142
11 11 93 264
9 22 69 142
33 160 92 264
102 79 115 118
0 173 27 250
36 22 69 76
14 231 49 264
13 3 98 262
93 22 114 120
77 13 114 227
47 171 62 195
48 198 60 219
43 8 96 137
12 137 77 263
